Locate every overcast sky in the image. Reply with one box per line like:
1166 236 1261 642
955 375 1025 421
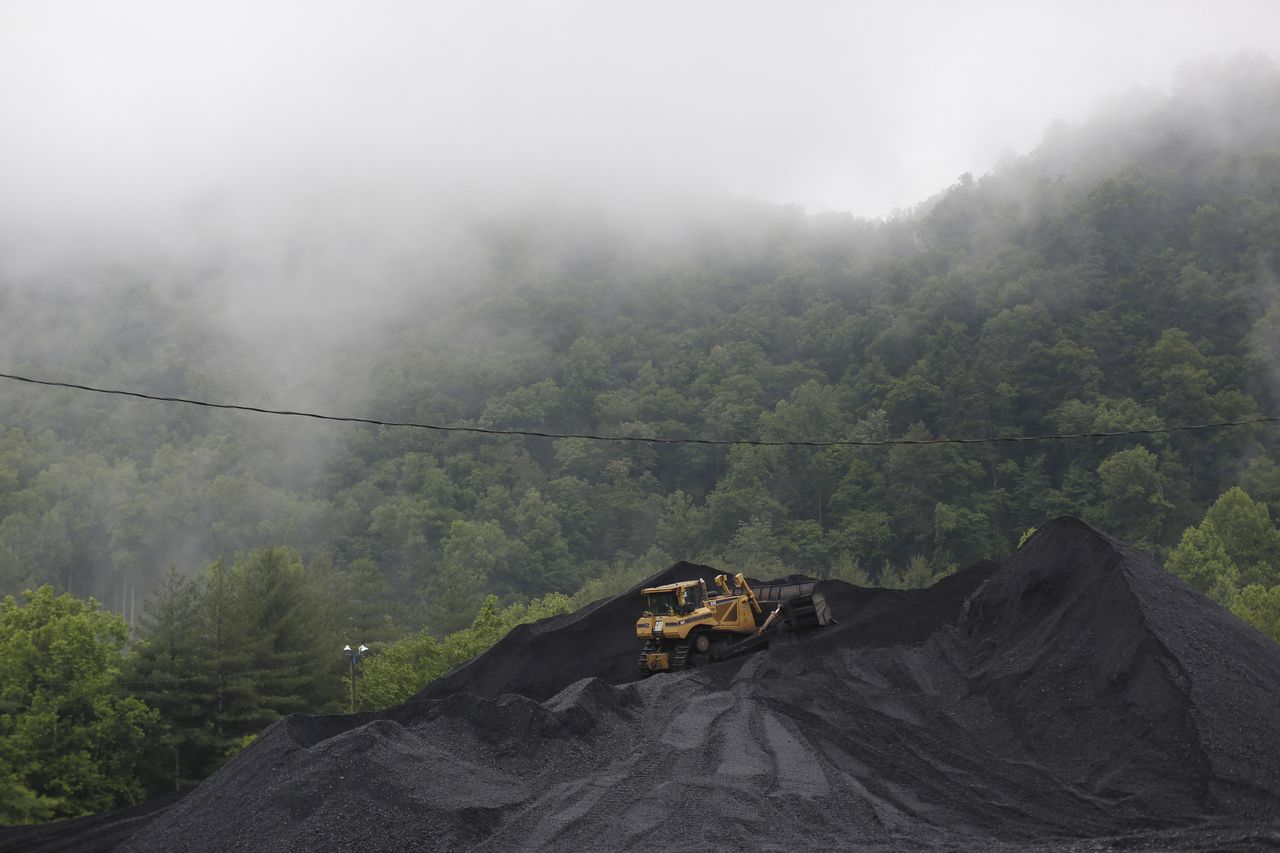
2 0 1279 227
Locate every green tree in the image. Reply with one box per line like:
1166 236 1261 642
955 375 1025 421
1231 584 1280 643
126 568 218 792
829 509 892 573
826 551 872 585
1166 522 1240 605
654 490 705 559
1087 166 1160 275
198 558 261 758
1139 329 1217 424
725 516 788 577
428 519 511 633
0 587 158 823
357 629 443 709
361 592 574 708
879 554 939 589
512 488 575 594
703 446 787 544
1093 447 1174 546
1167 487 1280 605
886 423 984 558
193 550 341 765
934 500 1005 570
229 548 338 720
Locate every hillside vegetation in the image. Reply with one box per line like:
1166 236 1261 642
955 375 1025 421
2 55 1280 817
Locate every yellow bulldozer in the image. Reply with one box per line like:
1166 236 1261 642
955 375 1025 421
635 573 833 674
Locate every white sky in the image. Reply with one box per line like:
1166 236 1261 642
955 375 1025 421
1 0 1278 224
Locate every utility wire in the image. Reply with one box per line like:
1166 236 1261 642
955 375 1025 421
1 369 1275 447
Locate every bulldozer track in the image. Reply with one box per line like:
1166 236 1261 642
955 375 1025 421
637 638 694 674
637 639 660 676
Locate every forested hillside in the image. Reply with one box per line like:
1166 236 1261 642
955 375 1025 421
3 54 1280 817
5 57 1279 606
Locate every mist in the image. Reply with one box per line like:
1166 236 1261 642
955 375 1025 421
1 0 1280 612
3 0 1277 360
8 8 1280 833
3 0 1278 221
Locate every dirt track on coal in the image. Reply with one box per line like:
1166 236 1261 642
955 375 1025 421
11 518 1280 851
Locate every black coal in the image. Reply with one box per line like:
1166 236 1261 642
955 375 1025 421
16 518 1280 852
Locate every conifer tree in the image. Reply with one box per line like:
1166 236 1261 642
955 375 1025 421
127 568 220 790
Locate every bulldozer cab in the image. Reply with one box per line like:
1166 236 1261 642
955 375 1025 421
680 583 705 611
641 580 706 616
643 589 679 615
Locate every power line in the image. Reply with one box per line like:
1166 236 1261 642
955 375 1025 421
1 369 1275 447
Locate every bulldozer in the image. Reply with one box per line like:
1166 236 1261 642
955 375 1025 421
635 572 833 675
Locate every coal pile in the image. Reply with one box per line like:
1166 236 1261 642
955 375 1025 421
0 792 185 853
416 560 728 702
110 518 1280 851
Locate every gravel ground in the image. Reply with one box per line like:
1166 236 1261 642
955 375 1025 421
16 517 1280 852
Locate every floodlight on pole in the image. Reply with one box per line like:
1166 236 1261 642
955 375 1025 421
343 643 369 714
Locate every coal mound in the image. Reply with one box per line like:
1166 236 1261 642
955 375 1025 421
0 792 185 853
103 519 1280 850
415 561 726 702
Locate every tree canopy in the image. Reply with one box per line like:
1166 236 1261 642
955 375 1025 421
3 55 1280 816
0 587 157 822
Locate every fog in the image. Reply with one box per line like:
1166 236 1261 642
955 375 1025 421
0 0 1278 613
2 0 1277 232
2 0 1278 404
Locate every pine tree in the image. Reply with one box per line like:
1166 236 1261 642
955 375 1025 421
126 568 220 791
199 558 263 761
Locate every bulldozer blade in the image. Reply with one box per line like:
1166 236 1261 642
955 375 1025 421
752 580 817 607
711 633 769 662
779 591 833 632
